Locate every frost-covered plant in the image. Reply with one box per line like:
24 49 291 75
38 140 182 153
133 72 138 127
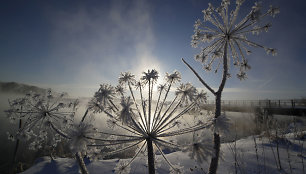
69 121 97 154
5 90 77 148
182 0 279 173
169 163 184 174
5 90 78 171
114 160 131 174
190 0 279 78
51 113 97 174
86 70 212 174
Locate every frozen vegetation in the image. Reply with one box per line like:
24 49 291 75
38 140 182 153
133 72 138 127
181 0 279 172
1 89 305 174
20 133 306 174
2 1 305 174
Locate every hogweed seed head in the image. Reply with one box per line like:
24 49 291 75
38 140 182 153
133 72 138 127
87 69 212 173
5 90 77 149
192 0 279 79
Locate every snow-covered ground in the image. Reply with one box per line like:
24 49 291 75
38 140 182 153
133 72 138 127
1 94 305 174
22 134 305 174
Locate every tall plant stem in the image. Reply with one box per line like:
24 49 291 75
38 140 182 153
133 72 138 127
182 42 229 174
275 129 282 171
209 41 228 174
11 105 23 174
147 137 155 174
152 82 173 131
77 109 90 174
80 109 89 123
13 119 22 163
76 152 89 174
148 79 152 132
129 82 147 131
137 84 148 131
151 89 162 130
253 135 260 173
153 95 179 133
11 118 22 174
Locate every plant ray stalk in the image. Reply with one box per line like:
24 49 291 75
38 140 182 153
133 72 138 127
152 81 173 131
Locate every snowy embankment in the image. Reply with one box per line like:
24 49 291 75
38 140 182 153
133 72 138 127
22 134 305 174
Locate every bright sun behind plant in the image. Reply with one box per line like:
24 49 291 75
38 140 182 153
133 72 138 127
86 69 213 174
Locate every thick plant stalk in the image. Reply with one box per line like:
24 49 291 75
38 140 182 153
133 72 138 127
182 53 226 174
76 152 89 174
209 42 228 174
78 110 90 174
181 57 222 174
209 133 220 174
147 137 155 174
183 42 228 174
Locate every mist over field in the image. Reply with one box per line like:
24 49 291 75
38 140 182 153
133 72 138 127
0 82 305 174
1 0 306 173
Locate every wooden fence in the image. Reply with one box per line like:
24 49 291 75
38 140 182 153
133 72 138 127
206 99 306 109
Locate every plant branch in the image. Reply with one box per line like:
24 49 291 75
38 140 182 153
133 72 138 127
182 58 216 95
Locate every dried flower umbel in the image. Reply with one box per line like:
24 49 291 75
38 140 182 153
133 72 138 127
87 70 212 174
5 90 77 150
183 1 279 173
5 90 79 172
191 0 279 79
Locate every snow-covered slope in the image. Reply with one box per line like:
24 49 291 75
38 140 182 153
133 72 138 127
21 134 305 174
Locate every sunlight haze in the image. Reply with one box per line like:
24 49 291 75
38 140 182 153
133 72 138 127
0 0 305 100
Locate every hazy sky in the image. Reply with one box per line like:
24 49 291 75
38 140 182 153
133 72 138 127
0 0 305 100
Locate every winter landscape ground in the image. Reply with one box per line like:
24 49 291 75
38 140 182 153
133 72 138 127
20 134 306 174
1 89 305 174
1 0 306 174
